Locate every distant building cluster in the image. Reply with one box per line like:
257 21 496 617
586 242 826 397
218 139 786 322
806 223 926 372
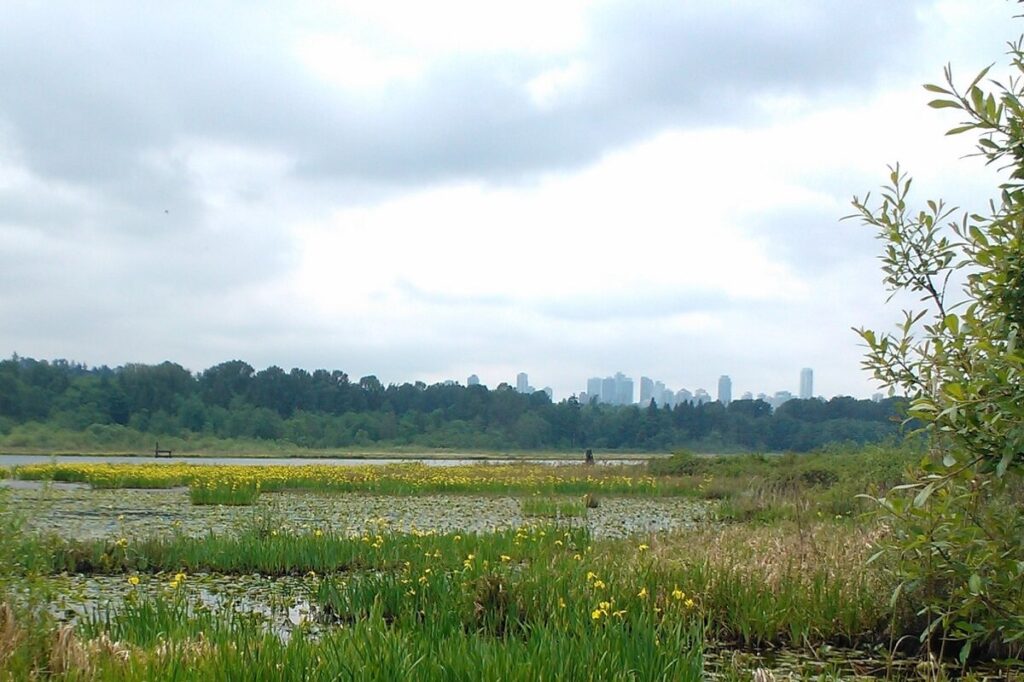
580 368 819 410
580 372 634 406
637 376 713 407
458 368 821 409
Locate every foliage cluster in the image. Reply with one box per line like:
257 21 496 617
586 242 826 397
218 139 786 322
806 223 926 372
0 355 904 452
851 37 1024 661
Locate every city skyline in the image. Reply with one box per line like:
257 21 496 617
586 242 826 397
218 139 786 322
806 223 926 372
482 367 837 405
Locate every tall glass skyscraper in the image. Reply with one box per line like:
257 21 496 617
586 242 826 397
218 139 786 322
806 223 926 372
717 375 732 405
799 368 813 399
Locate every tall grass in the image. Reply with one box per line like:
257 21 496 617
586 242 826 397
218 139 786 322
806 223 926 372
3 514 904 651
28 594 703 681
188 477 260 506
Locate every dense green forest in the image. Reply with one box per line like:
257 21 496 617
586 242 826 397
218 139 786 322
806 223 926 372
0 356 905 452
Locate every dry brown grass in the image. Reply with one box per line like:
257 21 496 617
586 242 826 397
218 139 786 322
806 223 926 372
0 603 20 666
643 520 890 591
49 625 90 676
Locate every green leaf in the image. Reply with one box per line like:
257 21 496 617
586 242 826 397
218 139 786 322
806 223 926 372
913 481 938 508
968 573 982 594
968 64 993 90
927 99 961 109
945 125 975 136
959 640 972 665
923 83 952 94
944 383 964 399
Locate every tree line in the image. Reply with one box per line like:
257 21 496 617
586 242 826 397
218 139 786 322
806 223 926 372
0 356 906 451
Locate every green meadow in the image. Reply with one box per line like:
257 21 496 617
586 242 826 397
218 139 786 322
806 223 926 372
0 448 1018 680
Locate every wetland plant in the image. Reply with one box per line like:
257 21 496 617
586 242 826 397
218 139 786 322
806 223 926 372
520 497 587 518
189 477 260 506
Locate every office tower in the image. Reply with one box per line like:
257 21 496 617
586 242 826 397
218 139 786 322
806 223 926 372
639 377 654 405
693 388 711 404
587 377 602 401
800 368 813 400
467 374 480 386
578 391 590 404
516 372 529 394
718 375 732 405
676 388 692 404
601 377 616 404
872 392 883 403
740 391 753 401
615 373 634 405
543 387 553 400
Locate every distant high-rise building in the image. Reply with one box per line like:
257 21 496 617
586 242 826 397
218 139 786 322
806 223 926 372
601 377 616 404
587 377 602 401
693 388 711 404
717 375 732 405
740 391 753 401
614 372 634 405
543 387 553 400
872 392 884 403
800 368 813 400
676 388 692 404
578 391 590 404
516 372 529 394
467 374 480 386
639 377 654 405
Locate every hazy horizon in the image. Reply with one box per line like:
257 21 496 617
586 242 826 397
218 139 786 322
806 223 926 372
1 2 1014 402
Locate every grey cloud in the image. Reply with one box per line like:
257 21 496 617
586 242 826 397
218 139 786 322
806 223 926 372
1 2 933 197
748 205 879 276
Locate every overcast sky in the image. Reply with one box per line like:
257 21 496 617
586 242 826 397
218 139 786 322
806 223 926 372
0 1 1015 400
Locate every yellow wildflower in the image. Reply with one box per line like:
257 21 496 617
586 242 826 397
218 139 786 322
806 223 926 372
127 575 140 586
637 587 648 599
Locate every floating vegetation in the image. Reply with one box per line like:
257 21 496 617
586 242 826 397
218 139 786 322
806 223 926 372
0 486 709 541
